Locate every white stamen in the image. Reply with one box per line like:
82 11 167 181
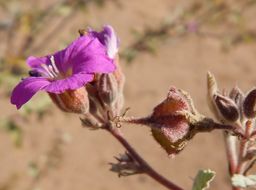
50 56 59 74
48 65 58 77
41 64 55 78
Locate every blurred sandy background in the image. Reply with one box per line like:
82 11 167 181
1 0 256 190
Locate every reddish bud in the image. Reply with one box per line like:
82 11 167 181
229 86 244 105
214 94 239 122
243 88 256 118
207 72 240 124
49 87 89 114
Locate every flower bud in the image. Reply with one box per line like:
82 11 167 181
112 56 125 114
207 72 239 123
98 73 119 106
113 56 125 92
48 87 89 114
214 94 239 122
229 86 244 105
80 113 103 129
243 88 256 118
207 72 219 116
244 147 256 160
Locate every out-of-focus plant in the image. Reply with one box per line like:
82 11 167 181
9 24 256 190
0 117 23 147
0 94 52 148
27 130 70 190
121 0 256 63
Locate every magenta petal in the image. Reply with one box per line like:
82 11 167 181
44 73 94 93
11 77 51 109
88 25 119 59
71 38 116 74
27 56 49 68
62 35 94 67
52 49 67 73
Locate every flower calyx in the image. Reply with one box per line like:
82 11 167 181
109 152 143 177
207 72 241 125
121 86 204 156
49 87 89 114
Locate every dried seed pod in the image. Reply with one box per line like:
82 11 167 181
49 87 89 114
124 87 196 156
151 115 191 156
243 88 256 118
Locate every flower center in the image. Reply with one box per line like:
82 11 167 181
41 56 60 79
29 56 61 80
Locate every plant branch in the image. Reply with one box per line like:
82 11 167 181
236 120 253 174
223 132 242 190
105 122 184 190
224 132 238 175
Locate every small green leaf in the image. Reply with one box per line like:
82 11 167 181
192 169 216 190
20 94 51 119
0 118 23 148
28 162 39 178
232 174 256 188
57 5 72 16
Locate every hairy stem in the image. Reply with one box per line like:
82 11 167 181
106 123 183 190
223 132 241 190
237 121 252 174
224 132 238 175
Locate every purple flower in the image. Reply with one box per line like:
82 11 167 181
11 25 119 109
88 25 119 59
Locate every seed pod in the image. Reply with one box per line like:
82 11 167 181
214 94 239 123
48 87 89 114
151 116 191 156
243 88 256 118
124 87 195 156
